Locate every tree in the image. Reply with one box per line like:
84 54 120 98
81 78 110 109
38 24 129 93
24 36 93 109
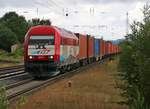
1 12 29 43
29 18 51 26
119 5 150 109
40 19 51 25
0 24 18 52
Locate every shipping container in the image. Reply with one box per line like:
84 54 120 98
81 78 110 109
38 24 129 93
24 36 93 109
100 39 105 59
109 42 113 55
112 44 114 54
94 38 100 61
114 45 116 54
103 40 106 57
87 35 94 63
75 33 88 65
105 41 109 55
105 41 112 56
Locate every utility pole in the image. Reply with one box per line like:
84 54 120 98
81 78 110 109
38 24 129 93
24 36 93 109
146 0 150 4
126 12 129 35
63 8 65 16
90 8 94 15
63 8 69 16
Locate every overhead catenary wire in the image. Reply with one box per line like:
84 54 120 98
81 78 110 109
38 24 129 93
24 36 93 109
33 1 111 38
34 0 64 16
47 0 64 9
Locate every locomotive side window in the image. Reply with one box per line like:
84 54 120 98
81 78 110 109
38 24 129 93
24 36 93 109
29 35 54 46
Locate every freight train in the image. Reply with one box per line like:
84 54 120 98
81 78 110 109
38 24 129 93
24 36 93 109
24 25 120 78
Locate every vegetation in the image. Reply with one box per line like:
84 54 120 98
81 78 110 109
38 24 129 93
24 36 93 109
0 12 28 52
119 5 150 109
28 18 51 26
10 59 127 109
0 46 24 63
0 24 18 52
0 86 8 109
0 12 29 43
0 12 51 53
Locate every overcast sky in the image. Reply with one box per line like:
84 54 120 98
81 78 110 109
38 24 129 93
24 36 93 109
0 0 148 40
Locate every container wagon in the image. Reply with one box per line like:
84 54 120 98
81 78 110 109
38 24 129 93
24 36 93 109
87 35 94 63
75 33 88 66
100 39 105 59
105 41 109 57
94 38 100 61
105 41 112 57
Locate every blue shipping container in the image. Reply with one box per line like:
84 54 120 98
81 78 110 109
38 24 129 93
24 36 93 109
94 38 100 58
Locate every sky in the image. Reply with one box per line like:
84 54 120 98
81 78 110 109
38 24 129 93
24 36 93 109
0 0 148 40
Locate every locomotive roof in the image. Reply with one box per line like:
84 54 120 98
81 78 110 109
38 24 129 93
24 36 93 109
28 25 78 40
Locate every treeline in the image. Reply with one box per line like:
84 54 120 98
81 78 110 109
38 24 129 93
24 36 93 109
0 12 51 52
119 5 150 109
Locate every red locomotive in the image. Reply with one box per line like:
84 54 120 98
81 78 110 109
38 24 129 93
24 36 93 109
24 26 79 77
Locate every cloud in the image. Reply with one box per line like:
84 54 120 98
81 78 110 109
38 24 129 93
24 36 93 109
0 0 36 7
0 0 146 40
0 0 146 8
72 0 144 6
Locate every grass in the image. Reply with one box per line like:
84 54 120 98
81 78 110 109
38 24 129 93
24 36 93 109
0 85 8 109
0 48 23 67
9 57 127 109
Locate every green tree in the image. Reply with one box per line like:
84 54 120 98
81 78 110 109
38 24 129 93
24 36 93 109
119 5 150 109
0 24 18 52
29 18 51 26
40 19 51 25
1 12 29 43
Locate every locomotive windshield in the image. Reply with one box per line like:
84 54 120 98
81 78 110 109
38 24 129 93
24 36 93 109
29 35 54 46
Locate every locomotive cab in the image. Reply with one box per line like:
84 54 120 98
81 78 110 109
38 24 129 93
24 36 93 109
28 35 55 61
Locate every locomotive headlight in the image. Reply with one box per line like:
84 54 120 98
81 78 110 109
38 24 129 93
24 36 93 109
29 56 33 59
40 46 43 49
50 55 53 59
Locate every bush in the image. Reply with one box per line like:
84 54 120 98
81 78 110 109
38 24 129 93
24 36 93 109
118 5 150 109
11 45 24 58
0 86 8 109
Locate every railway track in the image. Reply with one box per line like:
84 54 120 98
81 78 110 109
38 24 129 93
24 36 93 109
0 65 33 92
0 65 24 71
6 63 96 101
6 78 33 90
0 72 33 89
0 65 24 79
